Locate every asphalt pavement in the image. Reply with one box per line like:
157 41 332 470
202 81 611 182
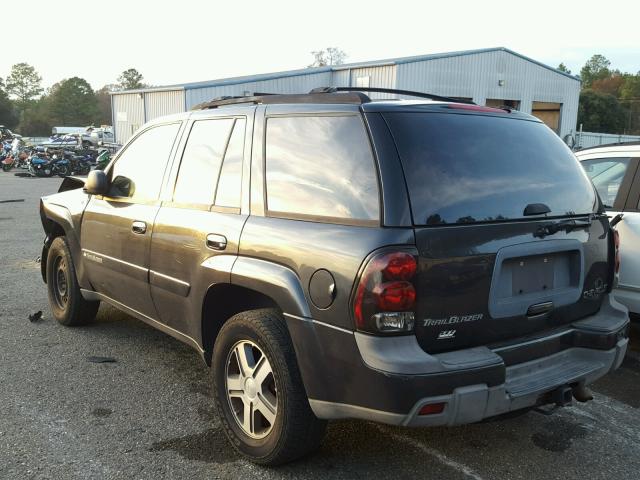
1 172 640 480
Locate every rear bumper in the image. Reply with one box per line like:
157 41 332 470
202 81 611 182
286 294 629 426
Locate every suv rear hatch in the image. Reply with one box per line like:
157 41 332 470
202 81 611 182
382 107 612 354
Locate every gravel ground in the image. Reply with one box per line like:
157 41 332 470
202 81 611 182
1 172 640 480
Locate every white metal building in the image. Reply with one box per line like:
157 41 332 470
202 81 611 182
111 47 581 143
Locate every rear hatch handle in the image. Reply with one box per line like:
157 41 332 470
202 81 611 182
526 301 554 319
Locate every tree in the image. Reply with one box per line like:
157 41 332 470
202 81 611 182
48 77 99 126
19 97 52 136
0 85 18 129
580 54 611 88
5 63 43 107
591 75 626 97
619 74 640 134
95 85 114 125
308 47 347 68
117 68 146 90
577 89 626 133
557 63 571 74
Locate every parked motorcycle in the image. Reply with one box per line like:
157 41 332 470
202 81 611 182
50 154 71 177
28 154 54 177
65 151 92 175
95 148 111 170
2 153 16 171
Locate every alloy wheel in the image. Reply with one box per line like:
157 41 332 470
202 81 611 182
225 340 278 439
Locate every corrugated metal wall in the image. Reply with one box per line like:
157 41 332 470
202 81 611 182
342 65 396 99
113 50 580 141
395 50 579 138
112 93 145 143
145 90 185 122
185 72 332 109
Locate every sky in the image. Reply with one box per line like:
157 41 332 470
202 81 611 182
3 0 640 91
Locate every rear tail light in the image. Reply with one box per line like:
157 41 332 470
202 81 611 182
613 229 621 274
353 250 418 334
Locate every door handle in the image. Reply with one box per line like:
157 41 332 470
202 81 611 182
206 233 227 251
131 221 147 234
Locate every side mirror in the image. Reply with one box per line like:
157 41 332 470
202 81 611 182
84 170 109 195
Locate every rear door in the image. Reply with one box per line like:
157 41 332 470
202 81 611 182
383 110 609 353
81 122 182 319
149 113 251 340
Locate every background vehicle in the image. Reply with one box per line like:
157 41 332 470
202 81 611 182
0 125 17 141
29 153 54 177
39 89 628 466
82 126 114 147
577 143 640 318
95 148 111 170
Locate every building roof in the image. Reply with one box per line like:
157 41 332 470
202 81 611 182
111 47 580 95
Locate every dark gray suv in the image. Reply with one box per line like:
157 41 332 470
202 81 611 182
39 88 629 465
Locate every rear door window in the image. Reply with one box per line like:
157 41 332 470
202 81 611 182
384 113 597 225
265 115 379 222
173 118 234 206
580 157 632 208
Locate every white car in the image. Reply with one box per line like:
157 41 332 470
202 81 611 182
577 143 640 318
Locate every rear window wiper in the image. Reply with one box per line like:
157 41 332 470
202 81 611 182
534 217 593 238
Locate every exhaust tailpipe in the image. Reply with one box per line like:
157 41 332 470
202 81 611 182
572 384 594 403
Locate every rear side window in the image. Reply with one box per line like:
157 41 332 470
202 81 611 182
384 113 597 225
109 123 180 201
214 119 245 208
580 157 632 208
173 119 234 205
265 115 379 222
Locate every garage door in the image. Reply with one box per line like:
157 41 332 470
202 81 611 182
532 102 561 133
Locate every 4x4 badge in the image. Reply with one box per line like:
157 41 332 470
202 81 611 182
437 330 456 340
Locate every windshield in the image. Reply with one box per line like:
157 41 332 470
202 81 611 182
384 112 597 225
580 157 631 208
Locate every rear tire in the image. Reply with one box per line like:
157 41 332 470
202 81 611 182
212 308 327 465
46 236 100 326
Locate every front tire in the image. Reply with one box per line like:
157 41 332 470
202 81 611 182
212 309 327 465
46 236 100 326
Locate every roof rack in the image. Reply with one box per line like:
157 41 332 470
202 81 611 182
193 91 371 110
310 87 476 104
192 86 474 110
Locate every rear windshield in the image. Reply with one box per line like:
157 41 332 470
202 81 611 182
384 113 597 226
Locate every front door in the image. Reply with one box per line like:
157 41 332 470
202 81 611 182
81 122 182 319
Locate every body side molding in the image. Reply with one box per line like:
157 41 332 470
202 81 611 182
81 289 206 361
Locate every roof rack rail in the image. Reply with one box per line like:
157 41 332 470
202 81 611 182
193 91 372 110
310 87 476 104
